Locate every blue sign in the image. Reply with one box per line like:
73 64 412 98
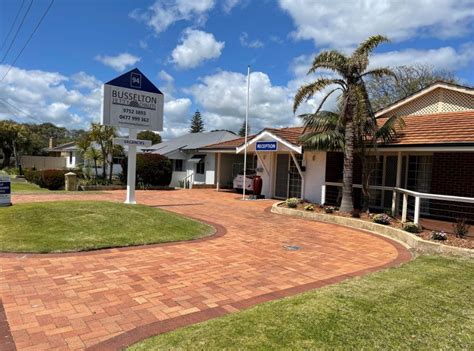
0 176 11 206
105 68 162 94
256 141 277 151
0 182 10 194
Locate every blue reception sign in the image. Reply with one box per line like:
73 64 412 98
0 175 11 207
256 141 277 151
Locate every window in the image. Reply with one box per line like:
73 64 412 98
196 160 205 174
174 159 183 172
69 152 73 163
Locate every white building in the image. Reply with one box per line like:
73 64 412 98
142 130 240 187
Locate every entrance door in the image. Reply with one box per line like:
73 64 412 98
274 154 289 198
288 154 302 198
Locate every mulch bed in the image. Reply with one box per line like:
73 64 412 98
279 201 474 250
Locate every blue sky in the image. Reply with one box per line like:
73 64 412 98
0 0 473 138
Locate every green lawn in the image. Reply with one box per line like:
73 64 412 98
11 182 50 193
129 256 474 350
0 201 213 253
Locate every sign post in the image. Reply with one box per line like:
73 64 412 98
0 175 11 207
101 68 163 204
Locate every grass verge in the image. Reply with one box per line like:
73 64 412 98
129 255 474 350
11 182 50 193
0 201 213 253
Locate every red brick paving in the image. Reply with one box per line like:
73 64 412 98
1 189 411 350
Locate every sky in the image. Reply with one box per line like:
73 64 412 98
0 0 473 139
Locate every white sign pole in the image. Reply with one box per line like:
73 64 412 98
242 65 251 200
125 128 137 204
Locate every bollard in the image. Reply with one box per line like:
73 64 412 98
65 172 77 191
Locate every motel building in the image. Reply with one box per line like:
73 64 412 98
201 82 474 226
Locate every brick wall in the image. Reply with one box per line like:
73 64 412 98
431 152 474 196
430 152 474 220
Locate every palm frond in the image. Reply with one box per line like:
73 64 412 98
300 110 340 134
375 115 405 143
293 78 344 113
352 35 390 72
299 129 345 151
308 50 349 76
354 35 390 58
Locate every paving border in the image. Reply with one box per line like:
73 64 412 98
0 300 16 351
271 202 474 259
87 233 411 351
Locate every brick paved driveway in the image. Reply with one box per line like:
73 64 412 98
1 190 411 350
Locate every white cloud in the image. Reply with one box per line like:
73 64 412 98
186 70 303 132
171 29 224 69
95 53 141 72
370 44 474 70
223 0 241 13
239 32 264 48
0 65 102 129
130 0 215 34
71 71 102 90
278 0 474 47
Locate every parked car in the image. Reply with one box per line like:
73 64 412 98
233 169 257 193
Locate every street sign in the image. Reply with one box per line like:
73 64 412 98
256 141 277 151
113 138 152 147
101 68 164 131
0 175 11 207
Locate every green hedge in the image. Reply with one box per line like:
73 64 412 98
23 169 67 190
121 154 172 187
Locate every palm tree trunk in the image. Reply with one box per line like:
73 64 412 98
94 159 99 179
340 120 354 212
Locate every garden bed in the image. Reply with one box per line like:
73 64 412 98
278 201 474 250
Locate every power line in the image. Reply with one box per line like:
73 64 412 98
0 0 55 83
0 0 26 52
0 97 42 123
0 0 34 65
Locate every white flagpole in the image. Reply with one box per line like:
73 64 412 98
242 65 250 200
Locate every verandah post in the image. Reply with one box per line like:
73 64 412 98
402 192 408 223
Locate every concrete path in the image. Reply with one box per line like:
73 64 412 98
1 190 411 350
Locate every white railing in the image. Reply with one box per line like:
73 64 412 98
182 172 194 189
322 182 474 225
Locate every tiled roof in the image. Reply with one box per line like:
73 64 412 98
203 111 474 150
378 111 474 146
203 127 305 150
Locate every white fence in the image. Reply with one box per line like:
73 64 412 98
20 156 66 170
322 182 474 225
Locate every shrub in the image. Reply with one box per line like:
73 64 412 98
286 198 299 208
2 167 18 175
122 154 172 187
304 204 314 211
373 213 390 225
40 170 66 190
453 218 470 238
431 230 447 241
351 209 360 218
23 169 41 184
324 206 336 214
404 222 421 234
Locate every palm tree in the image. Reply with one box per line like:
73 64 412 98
298 110 404 211
293 35 395 212
90 123 116 182
84 147 102 180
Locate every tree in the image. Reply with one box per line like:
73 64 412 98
137 130 161 145
366 64 459 111
89 123 117 183
0 120 31 170
238 121 250 137
293 35 394 212
84 146 102 179
189 110 204 133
